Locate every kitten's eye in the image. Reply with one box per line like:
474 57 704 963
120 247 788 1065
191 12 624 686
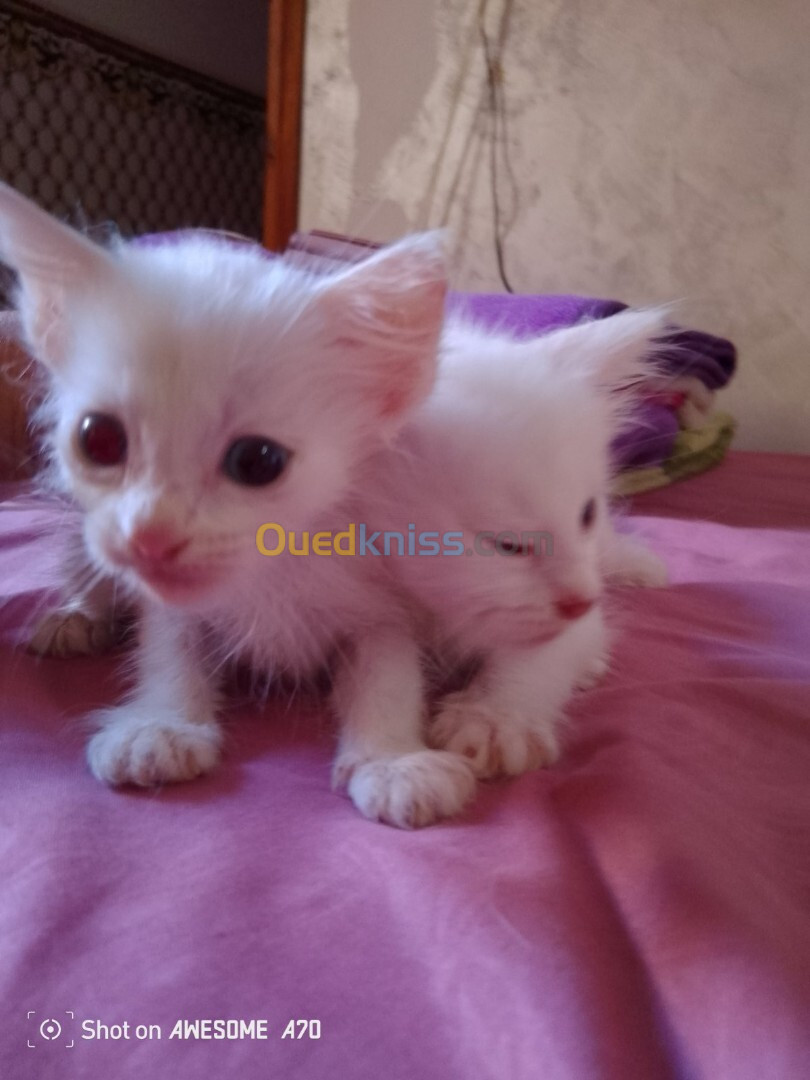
78 413 127 466
223 436 290 486
496 535 525 555
581 498 597 530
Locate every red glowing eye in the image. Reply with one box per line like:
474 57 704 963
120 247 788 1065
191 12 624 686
78 413 128 466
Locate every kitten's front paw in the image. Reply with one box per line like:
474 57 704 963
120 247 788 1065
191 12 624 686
430 692 559 779
87 707 221 787
27 609 117 657
335 750 476 829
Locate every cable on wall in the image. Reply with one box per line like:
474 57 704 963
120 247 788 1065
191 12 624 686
478 0 518 293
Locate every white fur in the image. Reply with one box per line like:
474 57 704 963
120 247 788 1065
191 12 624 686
0 182 666 823
86 604 223 786
360 309 669 776
0 182 472 826
330 627 476 827
601 529 669 587
430 607 607 777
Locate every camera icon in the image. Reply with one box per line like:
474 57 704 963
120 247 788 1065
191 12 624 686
27 1011 75 1048
40 1019 61 1040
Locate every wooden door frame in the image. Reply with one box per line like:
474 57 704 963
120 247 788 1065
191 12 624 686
263 0 307 252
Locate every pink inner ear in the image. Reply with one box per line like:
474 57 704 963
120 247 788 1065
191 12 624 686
24 288 69 369
378 374 423 420
331 275 447 422
341 339 435 422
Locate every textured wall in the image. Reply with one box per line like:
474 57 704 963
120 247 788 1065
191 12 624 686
300 0 810 453
0 4 265 248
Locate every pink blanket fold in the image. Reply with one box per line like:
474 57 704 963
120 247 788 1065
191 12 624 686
1 452 809 1080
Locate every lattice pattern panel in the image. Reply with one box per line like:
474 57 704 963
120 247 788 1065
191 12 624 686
0 1 265 287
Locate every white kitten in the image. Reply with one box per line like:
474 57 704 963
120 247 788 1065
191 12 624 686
0 182 475 828
361 309 668 778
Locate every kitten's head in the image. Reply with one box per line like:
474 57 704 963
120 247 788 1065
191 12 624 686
411 309 666 653
0 183 447 607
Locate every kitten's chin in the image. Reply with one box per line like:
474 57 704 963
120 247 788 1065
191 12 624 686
498 625 563 650
460 613 567 652
129 564 225 607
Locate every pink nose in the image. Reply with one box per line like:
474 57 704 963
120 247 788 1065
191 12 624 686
130 525 189 564
554 595 595 621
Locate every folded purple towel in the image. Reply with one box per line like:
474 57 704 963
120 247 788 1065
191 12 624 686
448 292 627 335
612 402 682 469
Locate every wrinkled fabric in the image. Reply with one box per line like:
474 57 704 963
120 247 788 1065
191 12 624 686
1 451 808 1080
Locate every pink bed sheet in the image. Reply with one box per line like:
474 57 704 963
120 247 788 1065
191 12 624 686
1 451 809 1080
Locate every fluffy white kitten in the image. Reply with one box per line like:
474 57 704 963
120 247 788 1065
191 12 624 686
0 182 476 828
361 310 668 778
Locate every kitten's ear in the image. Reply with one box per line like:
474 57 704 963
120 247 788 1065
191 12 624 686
317 231 448 423
552 307 671 392
0 182 112 369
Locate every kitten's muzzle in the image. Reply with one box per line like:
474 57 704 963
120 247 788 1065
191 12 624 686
130 524 190 564
121 525 215 600
553 594 596 621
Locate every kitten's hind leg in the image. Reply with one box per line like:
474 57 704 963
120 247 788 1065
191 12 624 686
601 527 668 588
26 533 131 657
431 607 607 779
87 603 222 787
574 650 611 690
331 628 476 828
27 574 129 657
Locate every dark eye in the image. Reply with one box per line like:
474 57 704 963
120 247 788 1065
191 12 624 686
581 498 597 530
495 534 525 555
223 436 290 486
78 413 127 466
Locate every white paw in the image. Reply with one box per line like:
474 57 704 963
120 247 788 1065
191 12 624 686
27 609 117 657
335 750 476 829
430 692 559 779
608 543 669 588
575 652 611 690
87 707 221 787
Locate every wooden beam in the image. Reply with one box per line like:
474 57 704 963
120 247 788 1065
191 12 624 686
263 0 306 252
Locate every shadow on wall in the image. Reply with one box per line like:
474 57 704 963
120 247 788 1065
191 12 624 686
347 0 438 239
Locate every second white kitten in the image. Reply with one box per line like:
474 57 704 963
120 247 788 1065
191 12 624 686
361 308 668 778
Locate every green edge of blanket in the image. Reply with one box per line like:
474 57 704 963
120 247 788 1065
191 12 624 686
612 412 736 497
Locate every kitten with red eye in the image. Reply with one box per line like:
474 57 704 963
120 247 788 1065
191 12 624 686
0 181 481 829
